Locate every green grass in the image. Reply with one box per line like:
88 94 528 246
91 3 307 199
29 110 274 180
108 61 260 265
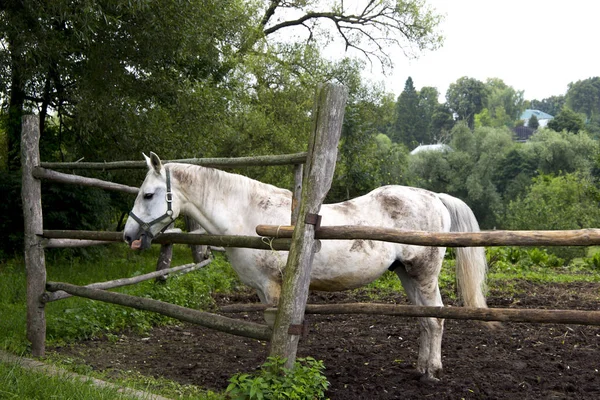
0 244 240 350
0 358 142 399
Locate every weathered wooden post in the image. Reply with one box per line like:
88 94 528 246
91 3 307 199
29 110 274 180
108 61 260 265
184 216 209 263
269 84 348 367
291 164 303 225
21 115 47 356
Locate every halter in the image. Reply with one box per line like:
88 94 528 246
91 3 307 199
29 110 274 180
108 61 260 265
128 167 175 239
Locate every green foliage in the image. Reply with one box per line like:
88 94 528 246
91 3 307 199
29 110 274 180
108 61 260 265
583 252 600 271
0 245 240 351
528 114 540 129
501 173 600 260
547 108 586 133
226 357 329 400
392 76 423 147
529 96 565 117
446 76 487 129
475 78 525 128
487 247 564 274
503 173 600 231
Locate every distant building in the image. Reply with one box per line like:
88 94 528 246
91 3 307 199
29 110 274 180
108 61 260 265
410 143 452 155
512 125 536 142
519 109 554 128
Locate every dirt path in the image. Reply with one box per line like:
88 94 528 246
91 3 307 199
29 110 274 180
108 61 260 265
54 282 600 399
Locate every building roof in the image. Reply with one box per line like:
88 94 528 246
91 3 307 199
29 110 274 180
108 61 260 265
520 109 554 121
410 143 452 155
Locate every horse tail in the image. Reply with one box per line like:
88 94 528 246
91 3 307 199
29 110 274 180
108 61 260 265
437 193 488 309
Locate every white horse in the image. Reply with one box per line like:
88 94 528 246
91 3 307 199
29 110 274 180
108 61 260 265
123 152 490 381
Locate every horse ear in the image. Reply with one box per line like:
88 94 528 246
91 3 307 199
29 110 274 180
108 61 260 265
147 152 162 174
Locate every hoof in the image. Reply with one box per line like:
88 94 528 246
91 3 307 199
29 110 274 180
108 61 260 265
420 373 440 384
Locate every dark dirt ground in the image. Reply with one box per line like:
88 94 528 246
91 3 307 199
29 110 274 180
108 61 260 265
53 281 600 399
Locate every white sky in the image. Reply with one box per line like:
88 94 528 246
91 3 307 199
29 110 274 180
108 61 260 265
360 0 600 101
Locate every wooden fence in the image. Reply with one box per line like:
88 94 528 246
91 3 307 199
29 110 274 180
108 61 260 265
21 119 307 356
20 84 600 370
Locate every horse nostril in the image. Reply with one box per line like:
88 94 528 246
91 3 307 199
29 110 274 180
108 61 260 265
124 235 132 244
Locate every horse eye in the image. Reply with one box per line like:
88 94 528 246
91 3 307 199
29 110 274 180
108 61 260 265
143 193 154 200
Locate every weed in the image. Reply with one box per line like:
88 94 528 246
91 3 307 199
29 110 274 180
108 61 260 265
226 356 329 400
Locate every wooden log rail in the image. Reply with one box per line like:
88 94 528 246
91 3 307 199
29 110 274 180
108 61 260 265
33 167 139 194
40 152 307 170
256 225 600 247
43 259 212 303
41 230 292 250
46 282 272 341
220 303 600 326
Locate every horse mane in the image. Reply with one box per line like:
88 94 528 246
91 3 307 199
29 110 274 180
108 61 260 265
167 163 291 204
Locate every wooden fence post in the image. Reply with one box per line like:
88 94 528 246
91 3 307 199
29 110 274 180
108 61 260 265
291 164 303 225
21 115 46 357
185 216 209 263
269 84 348 368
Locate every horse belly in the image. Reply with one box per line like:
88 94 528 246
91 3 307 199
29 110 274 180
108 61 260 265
309 240 394 292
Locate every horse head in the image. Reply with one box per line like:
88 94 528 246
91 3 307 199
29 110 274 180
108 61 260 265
123 152 181 250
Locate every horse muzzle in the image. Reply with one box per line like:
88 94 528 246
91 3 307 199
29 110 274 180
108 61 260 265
124 232 153 250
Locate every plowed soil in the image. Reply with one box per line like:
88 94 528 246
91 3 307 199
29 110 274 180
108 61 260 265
54 281 600 399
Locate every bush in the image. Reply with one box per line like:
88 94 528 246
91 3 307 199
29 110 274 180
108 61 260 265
226 357 329 400
487 247 565 273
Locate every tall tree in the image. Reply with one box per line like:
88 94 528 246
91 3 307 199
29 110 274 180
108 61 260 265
476 78 524 128
392 77 423 147
0 0 252 169
418 86 440 144
446 76 487 130
566 77 600 121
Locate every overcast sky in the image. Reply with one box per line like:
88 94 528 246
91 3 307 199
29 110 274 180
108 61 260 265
361 0 599 101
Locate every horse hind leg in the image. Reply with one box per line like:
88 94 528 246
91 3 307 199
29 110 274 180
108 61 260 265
392 259 445 382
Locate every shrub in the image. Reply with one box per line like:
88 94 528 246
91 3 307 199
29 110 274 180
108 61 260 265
226 357 329 400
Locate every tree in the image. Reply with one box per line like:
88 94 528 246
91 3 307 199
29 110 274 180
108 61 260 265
478 78 525 128
0 0 253 169
547 108 586 133
257 0 444 70
392 77 423 147
566 77 600 136
418 86 441 144
446 77 487 130
566 77 600 121
503 173 600 260
529 96 565 116
528 114 540 129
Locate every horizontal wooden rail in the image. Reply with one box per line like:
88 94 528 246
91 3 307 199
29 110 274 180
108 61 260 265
43 259 212 303
221 303 600 326
40 152 307 170
41 230 292 250
256 225 600 247
46 282 272 341
33 167 139 194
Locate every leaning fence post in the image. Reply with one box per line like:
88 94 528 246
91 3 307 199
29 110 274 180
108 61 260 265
21 115 46 357
269 83 348 368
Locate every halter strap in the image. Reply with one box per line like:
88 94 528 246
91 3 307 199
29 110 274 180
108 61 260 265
129 167 175 239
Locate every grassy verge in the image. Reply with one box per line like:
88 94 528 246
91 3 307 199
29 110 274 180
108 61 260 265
0 244 240 399
0 358 144 400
